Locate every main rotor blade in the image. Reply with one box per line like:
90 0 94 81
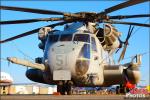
104 20 150 27
109 14 150 20
98 0 148 15
0 17 64 25
118 45 127 63
0 21 71 43
118 25 134 63
0 5 66 15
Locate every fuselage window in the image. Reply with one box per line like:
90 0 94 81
91 37 97 52
60 34 72 41
49 35 59 42
73 34 90 43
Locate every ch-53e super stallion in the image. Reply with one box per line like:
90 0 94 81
1 0 150 95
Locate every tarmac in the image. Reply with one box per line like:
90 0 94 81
1 95 150 100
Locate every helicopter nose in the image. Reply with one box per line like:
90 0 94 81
75 59 89 76
48 42 81 71
48 42 90 77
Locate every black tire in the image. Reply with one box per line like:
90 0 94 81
119 85 127 94
57 81 73 95
116 86 120 94
66 85 72 95
57 81 65 95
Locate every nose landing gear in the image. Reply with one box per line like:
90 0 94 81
57 81 73 95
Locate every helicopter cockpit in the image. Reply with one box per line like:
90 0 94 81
48 33 90 43
60 34 72 41
48 34 59 42
73 34 90 43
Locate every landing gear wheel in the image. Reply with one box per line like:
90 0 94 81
57 81 73 95
57 81 65 95
116 84 128 94
66 81 73 95
116 86 120 94
120 86 127 94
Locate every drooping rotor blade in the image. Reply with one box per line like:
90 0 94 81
109 14 150 20
0 21 72 43
118 44 127 63
118 25 134 63
0 5 66 15
104 20 150 27
98 0 148 15
0 17 64 25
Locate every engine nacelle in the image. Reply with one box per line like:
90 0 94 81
126 68 141 84
103 65 124 85
104 63 141 86
124 54 142 84
103 24 121 50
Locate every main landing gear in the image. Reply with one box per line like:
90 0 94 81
116 84 130 94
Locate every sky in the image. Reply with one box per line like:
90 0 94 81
0 0 149 86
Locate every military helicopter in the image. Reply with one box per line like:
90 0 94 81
0 0 150 95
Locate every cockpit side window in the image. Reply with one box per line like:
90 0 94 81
60 34 72 41
78 44 90 59
73 34 90 43
49 35 59 42
91 37 97 52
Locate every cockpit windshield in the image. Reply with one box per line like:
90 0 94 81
49 35 59 42
60 34 72 41
73 34 90 43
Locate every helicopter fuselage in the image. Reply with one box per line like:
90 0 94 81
7 22 141 87
2 0 148 94
42 22 119 86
